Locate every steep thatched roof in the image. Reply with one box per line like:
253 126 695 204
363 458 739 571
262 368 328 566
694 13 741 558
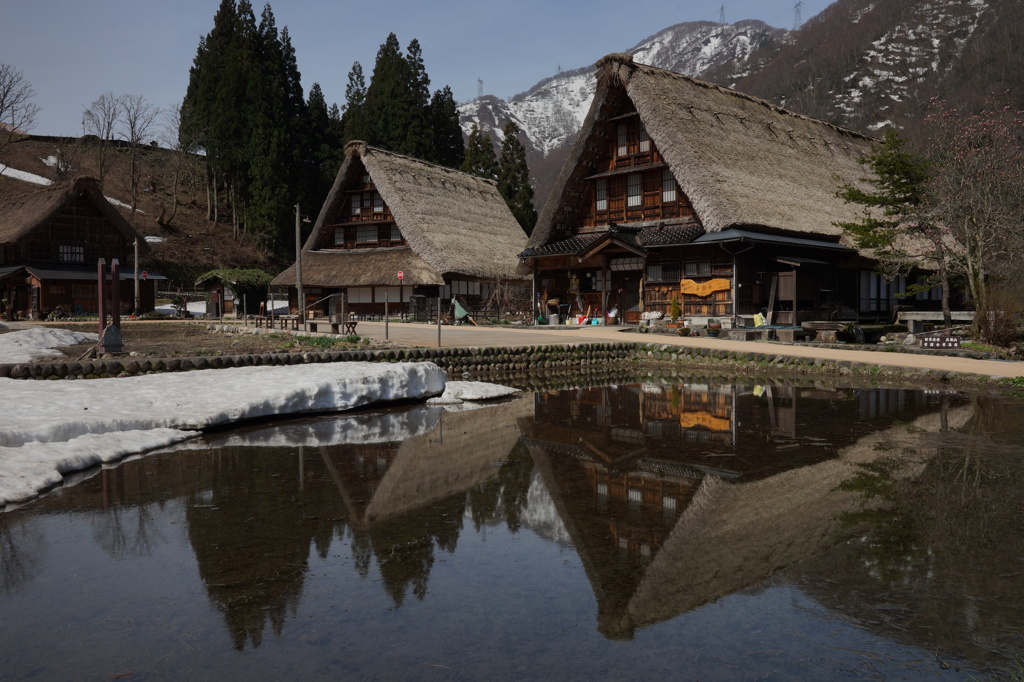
272 142 528 287
0 176 147 250
528 54 877 251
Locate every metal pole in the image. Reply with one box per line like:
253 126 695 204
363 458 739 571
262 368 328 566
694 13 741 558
437 296 441 347
295 203 305 328
133 238 140 317
385 289 389 340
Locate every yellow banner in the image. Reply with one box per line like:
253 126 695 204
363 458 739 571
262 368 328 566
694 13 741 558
679 410 731 431
680 278 731 297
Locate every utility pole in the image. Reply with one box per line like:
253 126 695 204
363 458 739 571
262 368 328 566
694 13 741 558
294 203 304 327
478 78 484 100
133 238 140 316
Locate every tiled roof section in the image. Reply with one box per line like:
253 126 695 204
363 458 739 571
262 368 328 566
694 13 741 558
520 220 704 258
518 233 601 258
636 222 705 246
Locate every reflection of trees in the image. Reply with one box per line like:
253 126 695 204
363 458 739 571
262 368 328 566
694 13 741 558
0 516 45 595
92 505 164 559
186 447 349 651
819 394 1024 674
356 492 465 607
498 441 535 534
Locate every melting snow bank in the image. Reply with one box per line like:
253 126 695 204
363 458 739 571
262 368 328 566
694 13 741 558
0 327 98 363
426 380 521 405
0 361 449 508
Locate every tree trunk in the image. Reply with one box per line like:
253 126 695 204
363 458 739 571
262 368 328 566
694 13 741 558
937 240 952 330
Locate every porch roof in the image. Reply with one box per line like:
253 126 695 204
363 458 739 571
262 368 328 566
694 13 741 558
519 221 704 259
692 228 854 252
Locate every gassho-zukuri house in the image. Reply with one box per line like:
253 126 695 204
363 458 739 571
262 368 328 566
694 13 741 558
0 176 161 320
272 141 528 320
519 53 946 327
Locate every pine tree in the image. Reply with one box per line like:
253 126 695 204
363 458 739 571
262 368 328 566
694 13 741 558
363 33 416 153
835 129 952 327
461 123 497 180
341 61 369 143
403 38 432 159
497 121 537 235
428 86 464 168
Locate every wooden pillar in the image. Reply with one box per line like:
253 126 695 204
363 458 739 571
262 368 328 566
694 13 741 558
97 258 107 335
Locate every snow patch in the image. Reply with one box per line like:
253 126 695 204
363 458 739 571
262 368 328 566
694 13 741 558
0 165 52 186
0 327 98 363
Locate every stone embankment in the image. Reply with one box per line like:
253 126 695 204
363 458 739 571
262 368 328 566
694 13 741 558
0 342 1013 391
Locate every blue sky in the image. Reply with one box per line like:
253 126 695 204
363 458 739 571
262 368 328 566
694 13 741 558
2 0 835 137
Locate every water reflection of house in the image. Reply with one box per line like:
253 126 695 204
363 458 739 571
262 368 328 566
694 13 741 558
520 383 970 639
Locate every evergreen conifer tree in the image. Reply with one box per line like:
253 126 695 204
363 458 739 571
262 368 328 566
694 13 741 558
497 121 537 235
341 61 369 143
363 33 416 153
461 123 497 180
403 39 432 160
428 86 465 169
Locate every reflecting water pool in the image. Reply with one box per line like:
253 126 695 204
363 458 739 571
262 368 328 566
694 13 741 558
2 379 1022 680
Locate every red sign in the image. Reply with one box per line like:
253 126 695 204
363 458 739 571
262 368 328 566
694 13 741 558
141 271 148 280
397 271 404 280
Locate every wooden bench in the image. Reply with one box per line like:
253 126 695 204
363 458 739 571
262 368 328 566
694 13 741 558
897 311 974 334
307 318 358 335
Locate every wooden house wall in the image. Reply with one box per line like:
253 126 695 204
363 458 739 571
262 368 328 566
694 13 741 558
32 277 154 316
18 197 131 265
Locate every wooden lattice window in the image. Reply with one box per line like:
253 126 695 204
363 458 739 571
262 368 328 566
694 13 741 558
356 225 377 243
662 169 677 202
595 179 607 211
59 245 84 263
627 174 642 207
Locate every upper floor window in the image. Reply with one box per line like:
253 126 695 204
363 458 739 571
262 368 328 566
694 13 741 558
595 179 607 211
639 123 650 153
662 168 677 202
334 227 345 245
351 194 361 215
617 123 628 157
373 192 384 213
684 261 712 277
390 225 403 242
356 225 378 243
59 244 84 263
627 174 642 207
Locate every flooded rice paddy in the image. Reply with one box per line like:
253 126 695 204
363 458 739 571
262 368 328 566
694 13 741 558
1 377 1022 680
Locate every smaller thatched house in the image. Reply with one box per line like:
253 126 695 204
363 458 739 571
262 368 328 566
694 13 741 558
521 54 944 326
272 142 528 320
0 176 158 319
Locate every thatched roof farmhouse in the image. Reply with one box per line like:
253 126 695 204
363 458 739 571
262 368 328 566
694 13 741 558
523 54 942 327
0 176 157 318
272 142 527 318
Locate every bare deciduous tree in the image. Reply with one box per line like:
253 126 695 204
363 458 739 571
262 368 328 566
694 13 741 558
158 103 202 225
81 91 121 185
0 63 41 158
118 93 160 214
